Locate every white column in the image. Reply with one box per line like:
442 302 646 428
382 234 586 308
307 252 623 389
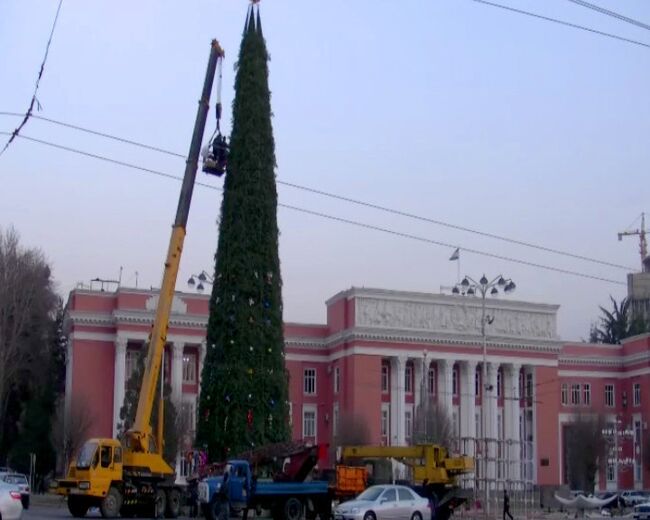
390 356 406 446
486 362 499 485
437 360 454 417
460 361 477 456
112 336 127 438
171 341 185 407
506 364 522 483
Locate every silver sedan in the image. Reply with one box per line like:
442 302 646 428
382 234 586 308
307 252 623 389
0 482 23 520
335 484 431 520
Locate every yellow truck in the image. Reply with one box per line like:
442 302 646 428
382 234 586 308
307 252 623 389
340 444 474 520
51 40 225 518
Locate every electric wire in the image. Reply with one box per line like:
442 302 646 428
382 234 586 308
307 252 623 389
0 111 635 272
0 0 64 157
565 0 650 32
0 131 627 287
468 0 650 50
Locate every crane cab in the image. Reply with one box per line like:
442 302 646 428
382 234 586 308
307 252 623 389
53 438 123 499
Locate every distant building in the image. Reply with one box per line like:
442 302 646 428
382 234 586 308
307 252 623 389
63 286 650 492
628 271 650 325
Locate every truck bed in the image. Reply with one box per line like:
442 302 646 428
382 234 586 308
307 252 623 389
254 480 330 496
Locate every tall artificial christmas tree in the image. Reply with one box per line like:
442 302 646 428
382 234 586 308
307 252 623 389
196 4 290 459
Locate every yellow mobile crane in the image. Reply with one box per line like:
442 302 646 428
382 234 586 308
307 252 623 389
52 40 225 519
340 444 474 520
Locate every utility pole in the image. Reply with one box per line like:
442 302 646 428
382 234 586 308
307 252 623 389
618 212 648 272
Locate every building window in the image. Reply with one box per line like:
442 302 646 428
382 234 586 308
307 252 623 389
182 352 197 384
475 370 480 397
635 419 642 482
125 348 140 382
334 366 340 394
405 410 413 442
634 383 641 406
381 365 389 393
452 368 458 396
497 371 502 398
605 384 614 407
526 373 533 404
606 462 615 482
561 383 568 406
427 368 435 395
303 368 316 395
181 400 196 434
582 384 591 406
571 384 580 405
381 407 389 438
405 364 413 394
302 406 316 438
288 402 293 426
333 403 339 437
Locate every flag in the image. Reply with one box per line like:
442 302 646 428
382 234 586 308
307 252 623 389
449 248 460 261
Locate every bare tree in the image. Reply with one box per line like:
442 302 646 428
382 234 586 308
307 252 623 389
331 412 371 464
564 413 607 494
413 402 454 449
51 397 95 474
0 227 57 452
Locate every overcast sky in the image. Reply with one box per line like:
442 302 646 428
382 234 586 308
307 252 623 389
1 1 649 341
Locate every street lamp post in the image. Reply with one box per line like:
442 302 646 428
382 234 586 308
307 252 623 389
452 274 516 518
187 270 213 293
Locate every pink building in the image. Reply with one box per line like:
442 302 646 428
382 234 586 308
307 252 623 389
63 286 650 491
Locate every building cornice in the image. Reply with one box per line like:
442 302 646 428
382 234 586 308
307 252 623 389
113 310 208 328
327 286 560 314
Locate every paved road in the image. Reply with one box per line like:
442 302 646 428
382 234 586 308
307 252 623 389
24 501 195 520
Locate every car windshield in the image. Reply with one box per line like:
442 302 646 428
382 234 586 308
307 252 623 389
76 441 98 469
3 475 27 485
357 487 385 501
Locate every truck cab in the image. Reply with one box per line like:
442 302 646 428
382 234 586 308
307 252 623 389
56 439 123 499
199 460 254 518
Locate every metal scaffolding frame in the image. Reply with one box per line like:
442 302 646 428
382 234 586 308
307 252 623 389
457 436 538 518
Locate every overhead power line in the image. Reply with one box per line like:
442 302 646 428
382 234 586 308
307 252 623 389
0 111 635 272
468 0 650 50
565 0 650 32
0 0 64 157
0 130 626 287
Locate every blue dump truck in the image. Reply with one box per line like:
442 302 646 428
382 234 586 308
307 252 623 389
196 444 366 520
198 459 332 520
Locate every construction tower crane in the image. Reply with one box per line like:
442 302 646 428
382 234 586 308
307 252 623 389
618 212 649 272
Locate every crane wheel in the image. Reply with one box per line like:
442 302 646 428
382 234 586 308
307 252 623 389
100 487 123 518
165 489 181 518
68 496 89 518
284 497 304 520
152 489 166 519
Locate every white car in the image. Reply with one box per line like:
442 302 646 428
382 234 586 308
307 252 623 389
335 484 431 520
634 502 650 520
1 474 29 509
0 481 23 520
623 491 650 507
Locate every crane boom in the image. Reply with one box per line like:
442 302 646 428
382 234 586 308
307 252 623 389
618 212 648 272
127 39 225 453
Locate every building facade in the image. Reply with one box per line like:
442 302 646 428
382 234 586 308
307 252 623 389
64 286 650 491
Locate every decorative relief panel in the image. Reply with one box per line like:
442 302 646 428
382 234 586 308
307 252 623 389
355 297 557 340
145 294 187 314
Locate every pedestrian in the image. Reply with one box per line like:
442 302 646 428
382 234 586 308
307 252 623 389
503 489 514 520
